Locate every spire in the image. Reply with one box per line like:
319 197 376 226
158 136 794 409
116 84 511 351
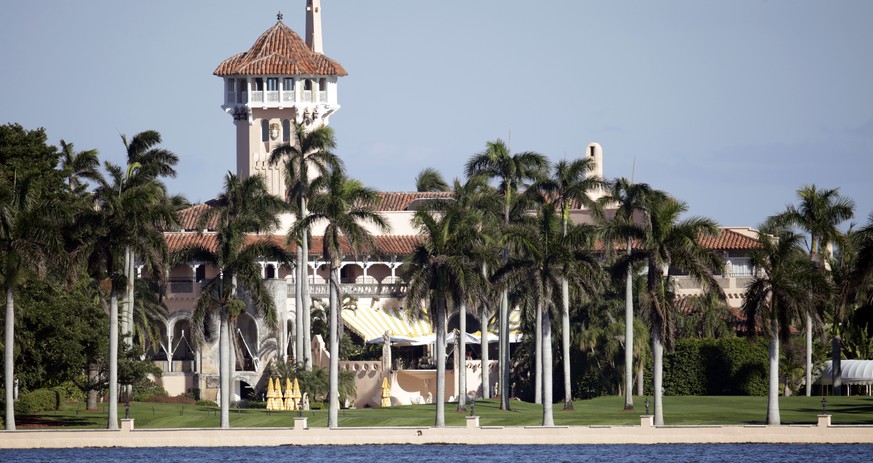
277 11 283 21
305 0 323 54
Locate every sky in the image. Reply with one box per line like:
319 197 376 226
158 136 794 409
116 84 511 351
2 1 871 229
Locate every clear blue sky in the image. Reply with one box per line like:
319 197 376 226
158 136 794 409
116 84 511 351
2 1 871 228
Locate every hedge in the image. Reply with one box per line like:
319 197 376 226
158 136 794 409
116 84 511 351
646 338 768 396
14 388 63 414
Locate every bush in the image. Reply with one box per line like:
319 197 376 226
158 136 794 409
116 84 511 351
131 377 168 402
54 381 86 403
647 338 768 396
140 394 195 405
195 399 216 407
15 388 62 414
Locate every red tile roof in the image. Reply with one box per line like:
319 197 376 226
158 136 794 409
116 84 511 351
376 192 453 211
699 229 761 250
214 21 347 77
165 232 421 256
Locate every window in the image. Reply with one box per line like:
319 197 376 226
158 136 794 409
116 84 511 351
226 79 235 92
195 265 206 283
304 79 313 91
266 78 279 91
282 119 291 142
261 120 269 142
254 78 264 91
283 77 294 91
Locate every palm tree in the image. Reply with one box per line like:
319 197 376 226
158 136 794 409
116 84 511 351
0 174 68 430
465 138 549 410
415 167 450 192
610 194 723 425
83 161 177 429
770 185 854 396
743 227 827 424
597 178 667 410
176 173 288 428
497 203 600 425
405 192 482 426
59 140 100 192
269 122 341 370
297 169 389 428
532 157 603 410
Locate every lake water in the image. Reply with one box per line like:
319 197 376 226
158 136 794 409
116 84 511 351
1 444 872 462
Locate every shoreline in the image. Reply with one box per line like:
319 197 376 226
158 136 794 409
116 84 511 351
2 416 873 448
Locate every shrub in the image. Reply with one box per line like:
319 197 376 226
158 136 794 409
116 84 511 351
195 399 216 407
140 394 195 405
54 381 86 403
131 377 168 402
15 388 62 414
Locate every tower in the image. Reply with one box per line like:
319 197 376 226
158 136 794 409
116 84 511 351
213 5 347 198
586 142 605 202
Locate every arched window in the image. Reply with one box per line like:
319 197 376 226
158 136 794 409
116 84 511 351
282 119 291 143
261 120 269 142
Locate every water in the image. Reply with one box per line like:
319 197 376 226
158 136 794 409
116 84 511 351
1 444 872 463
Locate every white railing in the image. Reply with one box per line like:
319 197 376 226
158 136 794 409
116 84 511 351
250 91 264 103
266 91 279 102
302 90 312 102
282 91 294 102
287 283 407 298
318 91 327 102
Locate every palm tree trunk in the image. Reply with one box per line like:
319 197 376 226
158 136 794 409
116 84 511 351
542 304 554 427
294 246 303 364
5 286 16 430
219 308 231 428
108 291 120 430
535 298 542 405
302 207 313 371
833 335 843 396
500 289 510 410
624 242 634 410
87 364 98 410
652 327 664 426
767 318 781 425
561 278 573 410
328 263 340 428
458 302 467 411
435 300 447 427
805 313 812 396
636 355 644 396
480 307 490 399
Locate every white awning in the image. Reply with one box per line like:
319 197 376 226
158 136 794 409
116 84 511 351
343 306 432 344
816 360 873 385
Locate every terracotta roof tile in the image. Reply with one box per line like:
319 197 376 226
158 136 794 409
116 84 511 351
376 192 453 211
214 22 347 77
165 232 421 256
699 229 761 250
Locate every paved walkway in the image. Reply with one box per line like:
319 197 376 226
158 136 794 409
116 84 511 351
1 416 871 448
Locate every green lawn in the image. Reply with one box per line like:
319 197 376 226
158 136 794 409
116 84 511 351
17 395 873 429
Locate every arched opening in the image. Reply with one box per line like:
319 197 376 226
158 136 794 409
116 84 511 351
265 263 277 279
235 313 259 371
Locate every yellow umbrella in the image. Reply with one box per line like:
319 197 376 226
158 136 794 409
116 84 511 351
380 377 391 408
266 377 276 411
284 377 294 411
291 378 302 411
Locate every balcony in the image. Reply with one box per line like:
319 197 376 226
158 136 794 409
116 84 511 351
287 282 407 298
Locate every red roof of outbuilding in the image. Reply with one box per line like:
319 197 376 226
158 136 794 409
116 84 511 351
214 21 347 77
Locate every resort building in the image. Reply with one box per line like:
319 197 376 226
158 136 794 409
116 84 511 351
154 2 760 407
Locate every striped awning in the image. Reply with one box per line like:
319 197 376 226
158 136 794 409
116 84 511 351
342 306 433 344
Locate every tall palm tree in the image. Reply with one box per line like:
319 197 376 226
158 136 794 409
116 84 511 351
405 193 482 426
270 122 341 370
83 161 177 429
176 173 288 428
532 157 603 410
465 138 549 410
770 185 854 396
610 194 723 425
59 140 100 193
297 170 389 428
497 203 600 425
0 174 68 430
743 227 827 424
597 178 667 410
415 167 450 192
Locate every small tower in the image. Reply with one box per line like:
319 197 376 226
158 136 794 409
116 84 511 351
213 6 346 198
586 142 605 202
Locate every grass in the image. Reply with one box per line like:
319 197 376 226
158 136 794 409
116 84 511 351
17 395 873 429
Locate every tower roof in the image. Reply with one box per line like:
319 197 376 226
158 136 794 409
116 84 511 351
214 21 347 77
